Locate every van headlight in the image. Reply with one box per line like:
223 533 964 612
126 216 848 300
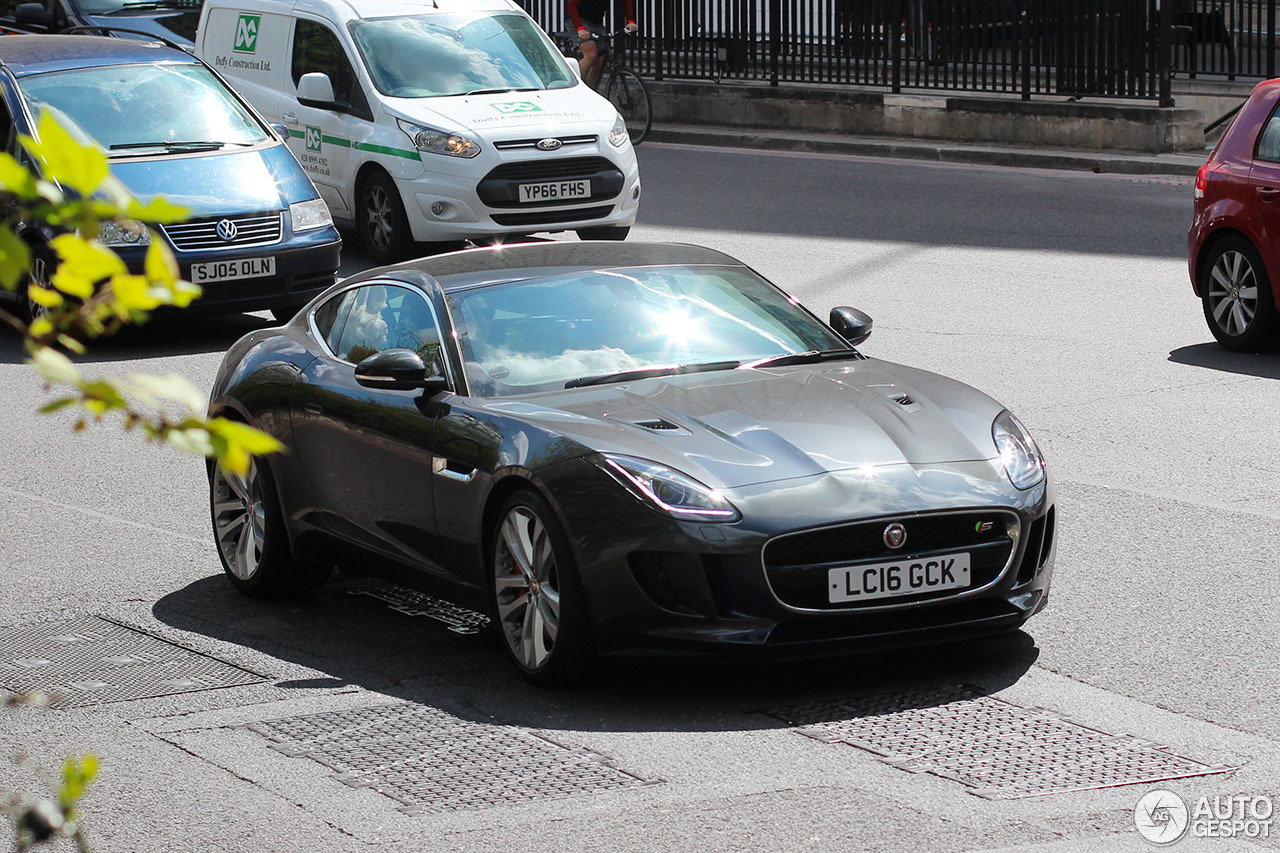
397 118 481 159
97 219 150 246
601 453 739 521
608 113 629 148
290 198 333 232
992 410 1045 490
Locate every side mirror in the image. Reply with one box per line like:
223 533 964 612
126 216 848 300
16 3 53 25
354 349 449 392
830 306 873 346
268 122 291 143
296 72 337 109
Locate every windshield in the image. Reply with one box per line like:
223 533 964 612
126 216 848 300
445 265 850 397
350 13 574 98
17 63 268 155
75 0 199 13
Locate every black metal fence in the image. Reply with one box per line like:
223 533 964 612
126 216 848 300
524 1 1200 103
1172 0 1277 79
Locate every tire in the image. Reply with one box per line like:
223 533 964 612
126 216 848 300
1200 236 1280 351
575 225 630 241
20 246 55 324
605 69 651 145
209 453 330 597
358 170 413 264
489 490 593 685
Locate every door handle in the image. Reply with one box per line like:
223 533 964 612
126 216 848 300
1257 186 1280 200
302 403 322 416
432 457 477 483
282 112 299 124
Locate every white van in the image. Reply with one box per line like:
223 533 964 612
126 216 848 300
196 0 641 262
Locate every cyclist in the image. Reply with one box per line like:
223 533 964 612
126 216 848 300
567 0 637 88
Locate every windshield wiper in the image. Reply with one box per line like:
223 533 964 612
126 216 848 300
109 141 244 152
461 87 540 96
565 360 741 389
102 1 188 13
741 349 862 369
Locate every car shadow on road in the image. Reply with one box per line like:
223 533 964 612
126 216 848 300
1168 343 1280 379
152 571 1040 733
0 311 274 366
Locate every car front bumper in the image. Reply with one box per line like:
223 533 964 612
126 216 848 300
544 457 1056 659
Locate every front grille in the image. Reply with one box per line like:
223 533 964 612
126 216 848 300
767 598 1023 645
493 135 598 150
484 156 616 181
763 510 1019 610
478 156 625 209
162 213 283 251
491 204 614 227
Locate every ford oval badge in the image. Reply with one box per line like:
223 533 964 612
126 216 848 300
536 138 563 151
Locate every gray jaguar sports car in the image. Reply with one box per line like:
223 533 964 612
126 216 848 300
208 241 1056 683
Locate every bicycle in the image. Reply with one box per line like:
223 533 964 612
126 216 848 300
555 29 652 145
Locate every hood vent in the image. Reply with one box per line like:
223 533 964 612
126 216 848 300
632 418 681 431
891 393 915 407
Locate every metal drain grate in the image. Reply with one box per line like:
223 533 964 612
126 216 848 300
246 702 657 814
0 616 266 708
346 581 490 635
767 686 1234 799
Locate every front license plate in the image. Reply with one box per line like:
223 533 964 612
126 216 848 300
190 256 276 284
828 552 971 604
518 179 590 203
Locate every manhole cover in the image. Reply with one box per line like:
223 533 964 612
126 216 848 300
346 581 490 635
0 616 266 708
246 702 658 815
767 686 1234 799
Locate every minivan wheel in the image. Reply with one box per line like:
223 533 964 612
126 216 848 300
359 171 413 264
489 490 593 685
21 247 55 323
1200 236 1279 351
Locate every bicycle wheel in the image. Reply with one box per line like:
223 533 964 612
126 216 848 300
605 69 651 145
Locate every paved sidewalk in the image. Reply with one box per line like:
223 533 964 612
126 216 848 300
648 123 1209 176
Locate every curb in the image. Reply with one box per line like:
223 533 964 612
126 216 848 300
646 126 1205 177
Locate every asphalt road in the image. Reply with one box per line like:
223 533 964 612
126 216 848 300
2 145 1279 852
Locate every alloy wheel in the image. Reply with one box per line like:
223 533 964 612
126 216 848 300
364 185 394 254
26 253 50 321
1207 249 1259 336
493 506 561 670
211 458 267 581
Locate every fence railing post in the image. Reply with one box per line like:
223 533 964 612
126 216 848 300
658 0 672 81
1269 0 1276 79
1158 0 1172 106
890 0 901 94
768 0 780 86
1020 3 1031 100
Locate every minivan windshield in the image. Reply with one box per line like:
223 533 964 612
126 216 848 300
17 62 268 155
350 12 575 98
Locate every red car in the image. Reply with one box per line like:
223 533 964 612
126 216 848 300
1189 79 1280 351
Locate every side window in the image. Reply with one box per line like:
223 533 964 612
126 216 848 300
312 289 356 354
1259 109 1280 162
292 20 359 107
334 285 444 372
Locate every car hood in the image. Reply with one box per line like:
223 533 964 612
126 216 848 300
108 144 316 217
386 85 615 138
482 360 1009 489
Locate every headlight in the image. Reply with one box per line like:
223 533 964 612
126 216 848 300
397 118 481 159
602 454 739 521
97 219 150 246
608 113 629 148
992 410 1045 490
289 198 333 232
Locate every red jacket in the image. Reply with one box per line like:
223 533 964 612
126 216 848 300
568 0 635 30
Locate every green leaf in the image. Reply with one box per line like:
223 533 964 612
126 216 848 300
166 426 214 457
37 397 77 414
22 113 109 197
210 418 284 455
51 234 127 283
127 196 189 224
0 227 31 292
27 285 63 308
144 238 179 287
125 373 206 414
50 268 94 300
27 346 82 386
108 274 163 312
0 151 37 199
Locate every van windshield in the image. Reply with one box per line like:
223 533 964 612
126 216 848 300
18 62 268 156
350 13 575 98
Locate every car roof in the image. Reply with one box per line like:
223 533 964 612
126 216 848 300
294 0 518 26
397 242 749 292
0 34 196 77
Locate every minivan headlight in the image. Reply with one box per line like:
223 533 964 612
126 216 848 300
608 113 629 148
397 118 481 159
97 219 150 246
992 410 1045 490
290 198 333 232
601 453 739 521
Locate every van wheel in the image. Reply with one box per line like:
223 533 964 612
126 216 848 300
21 246 55 323
359 171 412 264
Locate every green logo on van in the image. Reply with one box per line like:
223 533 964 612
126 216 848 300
233 13 261 53
305 126 322 152
491 101 541 114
